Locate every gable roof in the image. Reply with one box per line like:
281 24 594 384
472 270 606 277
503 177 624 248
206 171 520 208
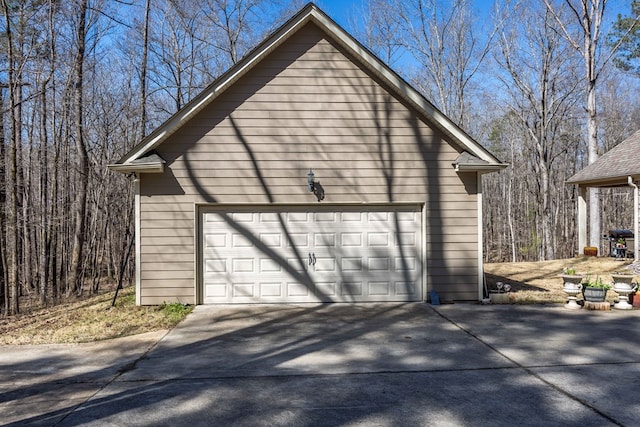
567 129 640 186
109 2 505 172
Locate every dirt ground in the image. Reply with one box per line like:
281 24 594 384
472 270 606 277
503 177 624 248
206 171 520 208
484 256 638 304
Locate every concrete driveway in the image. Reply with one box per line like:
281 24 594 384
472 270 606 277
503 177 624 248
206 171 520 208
2 303 639 426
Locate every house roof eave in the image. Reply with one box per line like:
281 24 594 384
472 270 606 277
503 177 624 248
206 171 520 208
107 162 165 174
113 3 503 169
566 174 640 188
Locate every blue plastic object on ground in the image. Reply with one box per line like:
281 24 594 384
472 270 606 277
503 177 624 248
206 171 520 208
430 290 440 305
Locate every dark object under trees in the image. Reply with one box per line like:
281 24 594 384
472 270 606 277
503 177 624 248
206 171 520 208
111 223 135 308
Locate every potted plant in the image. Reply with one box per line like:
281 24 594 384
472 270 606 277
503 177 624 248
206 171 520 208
560 268 584 309
610 271 637 310
560 267 583 287
582 275 611 302
611 271 635 290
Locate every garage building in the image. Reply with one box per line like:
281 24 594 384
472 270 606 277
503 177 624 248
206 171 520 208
109 4 506 305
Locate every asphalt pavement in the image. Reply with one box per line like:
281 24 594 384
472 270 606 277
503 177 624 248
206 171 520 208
1 303 639 426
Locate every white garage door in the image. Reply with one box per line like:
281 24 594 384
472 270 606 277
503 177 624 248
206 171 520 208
201 205 423 303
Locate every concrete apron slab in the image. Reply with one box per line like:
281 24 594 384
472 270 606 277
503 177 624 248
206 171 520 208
433 304 640 366
5 303 638 426
435 304 640 426
60 303 631 426
119 303 515 381
0 330 167 426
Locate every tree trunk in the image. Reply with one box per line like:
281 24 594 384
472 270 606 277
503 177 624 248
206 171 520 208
587 79 600 250
2 0 20 315
140 0 151 138
0 85 6 314
68 0 89 295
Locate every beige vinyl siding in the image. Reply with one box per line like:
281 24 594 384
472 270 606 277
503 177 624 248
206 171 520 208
138 22 479 304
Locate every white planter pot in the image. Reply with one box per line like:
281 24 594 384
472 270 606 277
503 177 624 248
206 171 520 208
611 274 635 290
490 293 510 304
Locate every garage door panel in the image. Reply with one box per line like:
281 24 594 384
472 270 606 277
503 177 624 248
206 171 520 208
287 282 311 297
259 282 283 297
396 232 417 246
259 212 280 222
368 257 390 270
287 257 309 273
287 212 311 223
316 282 337 298
341 212 363 222
202 206 422 304
232 258 254 273
314 232 337 247
314 211 337 222
395 256 418 270
259 233 282 247
314 258 336 272
205 282 227 298
396 281 418 296
260 258 283 272
287 233 310 247
341 282 362 296
232 283 255 298
369 281 391 296
231 212 254 222
368 232 390 246
204 233 227 248
340 233 362 247
231 233 254 247
205 258 226 273
341 258 363 271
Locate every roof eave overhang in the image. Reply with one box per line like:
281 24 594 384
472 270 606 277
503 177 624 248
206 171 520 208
454 163 508 174
113 4 504 169
115 5 322 166
310 12 500 165
108 162 165 174
566 174 640 187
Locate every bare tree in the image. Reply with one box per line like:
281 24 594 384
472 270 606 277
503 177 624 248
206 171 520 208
140 0 150 138
495 2 581 260
68 0 89 295
544 0 610 251
2 0 22 314
351 0 404 67
393 0 500 129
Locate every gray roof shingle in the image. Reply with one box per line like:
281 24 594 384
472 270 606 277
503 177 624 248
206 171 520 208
567 129 640 185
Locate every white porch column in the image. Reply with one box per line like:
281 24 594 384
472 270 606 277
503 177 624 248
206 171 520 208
634 180 639 262
477 172 484 301
134 174 141 306
578 185 587 256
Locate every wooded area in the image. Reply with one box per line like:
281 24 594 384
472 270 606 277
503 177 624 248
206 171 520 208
1 0 639 315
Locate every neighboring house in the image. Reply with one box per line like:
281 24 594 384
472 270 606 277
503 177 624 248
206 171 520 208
567 129 640 261
109 4 506 305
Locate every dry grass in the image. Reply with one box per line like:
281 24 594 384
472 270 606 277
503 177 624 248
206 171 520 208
0 287 192 345
1 257 635 345
485 256 636 304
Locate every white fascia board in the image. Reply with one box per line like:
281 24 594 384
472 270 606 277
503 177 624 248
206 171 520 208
118 11 316 165
108 162 165 174
117 4 501 167
454 163 508 173
312 12 500 165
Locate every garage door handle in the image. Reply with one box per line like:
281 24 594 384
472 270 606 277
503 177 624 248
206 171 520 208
312 253 317 266
308 253 313 266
